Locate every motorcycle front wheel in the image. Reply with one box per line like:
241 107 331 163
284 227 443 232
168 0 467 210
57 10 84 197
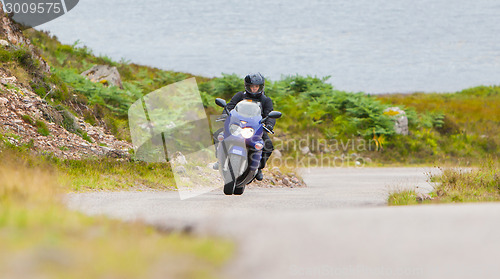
233 185 245 195
223 181 235 195
223 154 242 195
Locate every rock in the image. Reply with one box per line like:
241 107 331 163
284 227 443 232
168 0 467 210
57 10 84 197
0 97 8 106
172 152 188 165
282 177 290 186
416 192 432 202
436 189 444 197
38 104 63 126
174 166 187 174
0 39 9 47
207 162 218 169
271 166 282 175
383 107 408 135
7 137 19 145
321 145 331 153
300 146 310 155
105 149 128 159
58 108 80 132
262 174 273 181
273 149 282 159
80 141 89 147
0 76 17 84
395 116 409 135
81 65 123 89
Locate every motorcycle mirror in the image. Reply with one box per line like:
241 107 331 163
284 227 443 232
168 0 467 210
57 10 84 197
267 111 282 119
215 98 227 108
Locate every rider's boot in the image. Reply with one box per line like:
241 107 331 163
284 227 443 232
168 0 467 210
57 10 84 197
255 169 263 181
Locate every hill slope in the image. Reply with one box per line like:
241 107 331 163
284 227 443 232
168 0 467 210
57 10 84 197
0 10 130 159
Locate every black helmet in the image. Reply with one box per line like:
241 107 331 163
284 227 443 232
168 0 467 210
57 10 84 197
244 73 265 98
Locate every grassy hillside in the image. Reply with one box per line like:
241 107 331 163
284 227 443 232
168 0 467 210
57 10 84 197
23 29 208 141
377 88 499 164
20 28 498 167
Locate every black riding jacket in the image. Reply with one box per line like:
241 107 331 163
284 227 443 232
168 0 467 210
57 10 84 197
225 91 276 129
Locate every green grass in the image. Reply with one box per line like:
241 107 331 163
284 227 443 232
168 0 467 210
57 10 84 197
56 158 176 192
0 149 233 278
5 148 175 192
388 158 500 205
0 138 176 192
21 114 35 125
388 190 420 206
0 45 40 70
431 159 500 203
35 119 50 136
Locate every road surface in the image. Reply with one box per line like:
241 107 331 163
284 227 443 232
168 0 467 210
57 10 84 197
66 167 500 279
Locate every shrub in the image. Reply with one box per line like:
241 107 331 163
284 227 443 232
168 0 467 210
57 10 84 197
0 48 12 62
35 120 50 136
21 114 34 125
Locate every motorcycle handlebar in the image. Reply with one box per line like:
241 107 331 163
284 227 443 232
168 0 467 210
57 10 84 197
263 126 275 134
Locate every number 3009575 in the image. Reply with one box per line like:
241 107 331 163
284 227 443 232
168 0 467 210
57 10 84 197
4 2 63 14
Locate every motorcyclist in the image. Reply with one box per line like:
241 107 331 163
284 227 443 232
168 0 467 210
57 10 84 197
216 73 275 181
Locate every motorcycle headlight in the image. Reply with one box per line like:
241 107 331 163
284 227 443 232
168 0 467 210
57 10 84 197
241 127 255 139
229 124 241 136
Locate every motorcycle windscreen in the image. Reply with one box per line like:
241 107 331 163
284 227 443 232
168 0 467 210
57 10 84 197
234 100 261 118
128 78 220 200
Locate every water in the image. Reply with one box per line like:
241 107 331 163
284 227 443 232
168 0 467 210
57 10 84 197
37 0 500 93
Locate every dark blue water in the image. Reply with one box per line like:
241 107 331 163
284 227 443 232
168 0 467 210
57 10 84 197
37 0 500 93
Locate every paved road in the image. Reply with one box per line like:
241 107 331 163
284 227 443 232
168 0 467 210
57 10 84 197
66 167 500 279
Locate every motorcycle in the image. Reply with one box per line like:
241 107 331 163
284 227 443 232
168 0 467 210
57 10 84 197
214 98 282 195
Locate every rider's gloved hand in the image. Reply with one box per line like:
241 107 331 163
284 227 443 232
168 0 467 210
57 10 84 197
263 124 274 134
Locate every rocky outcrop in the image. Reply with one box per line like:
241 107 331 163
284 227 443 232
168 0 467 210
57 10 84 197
383 107 409 135
0 3 50 74
0 7 131 159
81 65 124 89
0 73 131 159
